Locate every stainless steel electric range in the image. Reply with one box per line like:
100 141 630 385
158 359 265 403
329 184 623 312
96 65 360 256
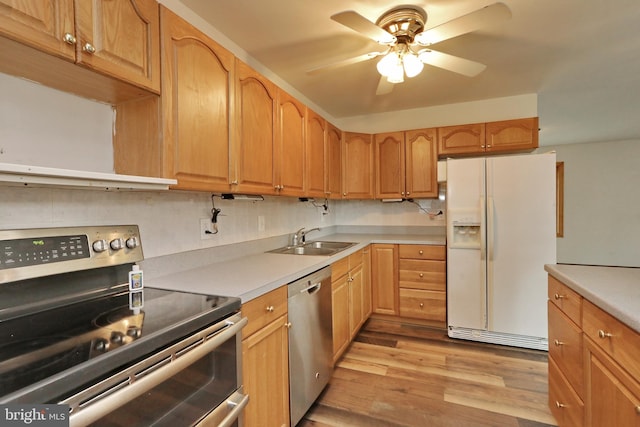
0 225 247 426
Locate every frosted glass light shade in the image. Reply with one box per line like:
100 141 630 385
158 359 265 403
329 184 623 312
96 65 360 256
403 53 424 78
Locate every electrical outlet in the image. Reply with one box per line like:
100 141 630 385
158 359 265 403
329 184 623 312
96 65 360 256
200 218 216 240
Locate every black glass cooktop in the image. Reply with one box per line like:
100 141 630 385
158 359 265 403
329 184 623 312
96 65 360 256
0 287 240 403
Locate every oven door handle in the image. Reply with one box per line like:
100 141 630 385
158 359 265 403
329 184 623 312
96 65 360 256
69 316 248 427
199 387 250 427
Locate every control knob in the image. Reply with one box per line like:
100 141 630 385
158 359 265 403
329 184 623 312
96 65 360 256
125 236 139 249
110 238 124 251
111 332 125 345
94 338 110 352
127 326 142 339
92 239 108 253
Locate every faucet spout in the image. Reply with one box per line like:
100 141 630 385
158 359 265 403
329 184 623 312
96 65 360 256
291 227 321 246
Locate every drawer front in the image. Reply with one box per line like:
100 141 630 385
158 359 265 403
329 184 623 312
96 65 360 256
348 249 363 269
548 302 584 398
583 299 640 381
399 259 445 291
398 244 445 260
242 285 288 338
331 256 349 281
548 275 582 326
548 356 584 427
399 288 445 322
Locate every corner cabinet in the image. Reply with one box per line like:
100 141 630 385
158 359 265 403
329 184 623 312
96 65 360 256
232 59 278 195
0 0 160 102
374 129 437 199
547 274 640 427
242 286 290 427
342 132 374 199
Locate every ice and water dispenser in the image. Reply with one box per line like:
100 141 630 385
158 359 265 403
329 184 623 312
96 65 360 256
448 210 482 249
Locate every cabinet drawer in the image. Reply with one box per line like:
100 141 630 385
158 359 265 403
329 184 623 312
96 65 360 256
348 249 363 269
548 275 582 326
398 244 445 260
548 356 584 427
583 300 640 381
399 259 445 291
242 286 288 338
548 302 583 398
399 289 445 322
331 256 349 281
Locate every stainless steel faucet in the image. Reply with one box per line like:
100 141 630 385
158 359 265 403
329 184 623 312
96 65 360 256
292 227 320 246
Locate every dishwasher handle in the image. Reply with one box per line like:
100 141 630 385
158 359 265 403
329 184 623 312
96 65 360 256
299 281 322 295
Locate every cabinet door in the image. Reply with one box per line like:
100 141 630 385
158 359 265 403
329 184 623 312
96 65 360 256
374 132 404 199
438 123 485 155
371 244 398 315
342 132 374 199
325 123 342 199
485 118 538 153
306 109 326 198
160 8 234 191
276 89 305 196
0 0 75 60
76 0 160 92
332 275 350 363
233 60 278 195
349 264 364 338
242 314 290 427
405 128 438 198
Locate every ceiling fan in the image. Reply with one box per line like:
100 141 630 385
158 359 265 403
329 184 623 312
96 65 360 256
307 3 511 95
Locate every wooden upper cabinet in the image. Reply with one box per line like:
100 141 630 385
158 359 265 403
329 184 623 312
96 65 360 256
325 123 342 199
342 132 374 199
276 90 306 197
233 59 278 195
374 132 405 199
438 123 485 155
158 7 234 191
0 0 160 93
306 109 326 198
0 0 75 60
485 117 539 153
405 128 438 198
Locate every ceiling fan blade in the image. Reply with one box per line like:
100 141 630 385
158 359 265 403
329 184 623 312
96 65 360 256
331 11 396 44
415 2 511 46
376 76 395 96
306 51 385 75
418 49 486 77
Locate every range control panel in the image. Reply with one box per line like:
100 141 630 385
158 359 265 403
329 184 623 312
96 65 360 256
0 225 143 283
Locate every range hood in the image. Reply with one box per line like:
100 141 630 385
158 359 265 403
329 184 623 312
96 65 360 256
0 163 176 191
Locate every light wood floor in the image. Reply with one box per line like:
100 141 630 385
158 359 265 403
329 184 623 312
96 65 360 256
300 318 558 427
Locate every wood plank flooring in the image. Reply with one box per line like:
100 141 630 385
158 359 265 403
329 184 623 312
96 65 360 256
299 318 557 427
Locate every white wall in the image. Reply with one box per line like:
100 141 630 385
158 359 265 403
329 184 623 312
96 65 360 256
546 139 640 267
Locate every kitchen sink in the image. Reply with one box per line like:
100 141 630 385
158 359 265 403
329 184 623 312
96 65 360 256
268 241 356 256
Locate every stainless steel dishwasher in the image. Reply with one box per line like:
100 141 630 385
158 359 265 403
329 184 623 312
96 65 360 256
288 266 333 426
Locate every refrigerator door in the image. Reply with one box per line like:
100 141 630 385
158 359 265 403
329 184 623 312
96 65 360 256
446 158 487 330
486 153 556 338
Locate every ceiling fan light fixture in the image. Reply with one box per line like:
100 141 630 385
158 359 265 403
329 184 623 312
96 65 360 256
376 51 398 77
386 62 404 84
403 52 423 78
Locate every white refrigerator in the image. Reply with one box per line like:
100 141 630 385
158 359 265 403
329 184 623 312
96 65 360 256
446 153 556 350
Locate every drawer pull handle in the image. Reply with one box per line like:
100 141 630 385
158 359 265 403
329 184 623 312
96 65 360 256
554 339 564 346
555 401 565 409
266 305 274 312
553 293 565 300
598 330 612 339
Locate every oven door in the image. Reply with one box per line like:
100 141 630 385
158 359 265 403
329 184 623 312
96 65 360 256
63 313 248 427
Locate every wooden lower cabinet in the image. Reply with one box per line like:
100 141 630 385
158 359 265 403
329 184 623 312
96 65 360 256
547 274 640 427
371 244 398 315
242 286 290 427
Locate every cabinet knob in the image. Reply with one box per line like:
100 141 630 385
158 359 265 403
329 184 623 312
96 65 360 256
343 192 347 196
285 322 292 329
63 32 76 45
419 303 424 308
83 42 96 54
419 273 424 278
418 250 424 255
554 339 564 346
406 192 410 196
231 180 238 185
555 401 565 409
598 330 613 339
553 293 565 300
265 305 274 312
636 406 640 415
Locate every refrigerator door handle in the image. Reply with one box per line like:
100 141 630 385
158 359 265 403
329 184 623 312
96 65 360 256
487 196 495 261
480 195 486 260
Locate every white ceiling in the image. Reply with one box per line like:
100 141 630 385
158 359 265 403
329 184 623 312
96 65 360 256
178 0 640 146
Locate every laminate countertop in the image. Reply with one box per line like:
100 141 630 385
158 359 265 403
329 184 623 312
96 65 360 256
544 264 640 333
146 233 445 303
